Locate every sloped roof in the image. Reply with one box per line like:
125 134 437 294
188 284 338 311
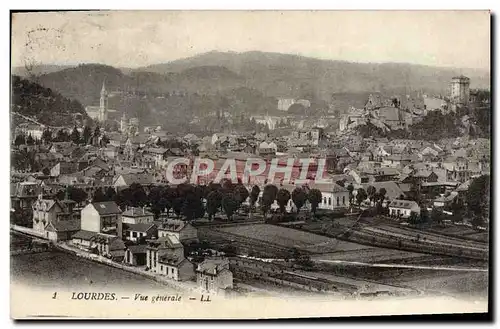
127 244 148 254
122 207 154 217
158 255 187 267
48 220 80 232
91 201 122 215
72 230 99 240
389 199 420 210
118 173 155 185
360 181 404 200
145 147 168 155
196 258 230 275
125 222 156 233
158 219 188 232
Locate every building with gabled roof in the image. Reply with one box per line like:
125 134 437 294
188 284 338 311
157 219 198 244
80 201 122 235
196 258 233 294
388 199 420 219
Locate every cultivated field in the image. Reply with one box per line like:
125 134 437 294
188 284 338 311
312 248 429 263
217 224 367 253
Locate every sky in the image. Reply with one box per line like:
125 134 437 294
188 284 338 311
11 10 491 70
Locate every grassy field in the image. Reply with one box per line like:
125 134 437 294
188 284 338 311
217 224 367 253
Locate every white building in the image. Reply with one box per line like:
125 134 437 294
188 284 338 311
157 219 198 244
80 201 122 235
388 199 421 219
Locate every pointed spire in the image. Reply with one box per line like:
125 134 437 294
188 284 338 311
101 78 107 95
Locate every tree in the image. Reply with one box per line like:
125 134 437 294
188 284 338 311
182 192 205 221
206 190 223 221
431 207 445 226
55 129 70 142
70 126 81 144
466 175 490 223
367 185 376 203
129 183 148 207
163 187 177 218
92 188 107 202
307 188 322 215
234 184 249 207
291 187 307 213
277 188 291 214
149 185 167 218
249 185 260 212
356 188 368 206
222 194 239 221
378 188 387 205
261 184 278 218
101 134 110 146
105 187 116 201
82 125 92 144
94 125 101 139
408 211 420 225
347 184 354 205
41 129 52 144
66 186 88 204
14 135 25 146
116 183 148 208
26 134 34 145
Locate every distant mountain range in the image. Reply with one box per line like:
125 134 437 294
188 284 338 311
12 51 490 120
137 51 490 97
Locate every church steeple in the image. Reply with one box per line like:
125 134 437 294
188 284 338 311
101 79 107 96
99 78 108 122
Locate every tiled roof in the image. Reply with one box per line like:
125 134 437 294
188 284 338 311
125 223 156 233
49 220 80 232
158 255 187 267
91 201 122 215
72 230 99 240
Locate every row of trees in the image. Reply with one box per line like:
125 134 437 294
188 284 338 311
82 180 324 222
13 125 109 147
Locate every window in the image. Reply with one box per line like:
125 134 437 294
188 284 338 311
160 265 163 271
132 232 137 238
336 197 340 206
323 197 326 204
343 196 346 205
328 198 331 206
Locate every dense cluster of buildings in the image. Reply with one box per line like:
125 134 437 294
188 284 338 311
339 76 481 133
10 73 490 293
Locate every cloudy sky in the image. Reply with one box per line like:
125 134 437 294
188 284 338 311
11 10 491 70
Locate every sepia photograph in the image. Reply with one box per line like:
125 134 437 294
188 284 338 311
9 10 491 319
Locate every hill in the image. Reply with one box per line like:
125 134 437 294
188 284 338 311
138 51 490 98
11 75 89 127
12 64 76 78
